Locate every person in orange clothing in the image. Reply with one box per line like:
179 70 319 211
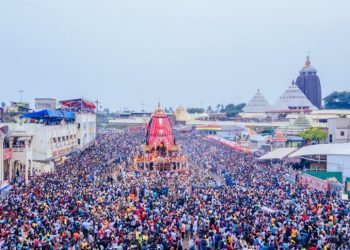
73 231 80 242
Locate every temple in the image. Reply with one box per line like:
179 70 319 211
243 89 271 113
267 80 317 118
296 55 322 109
134 104 187 171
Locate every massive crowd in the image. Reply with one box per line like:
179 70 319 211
0 130 350 249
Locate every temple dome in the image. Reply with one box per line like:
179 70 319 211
243 89 271 113
269 80 318 112
296 55 322 109
280 112 312 136
299 56 317 73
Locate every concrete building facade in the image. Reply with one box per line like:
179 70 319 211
35 98 56 111
328 118 350 143
76 112 96 150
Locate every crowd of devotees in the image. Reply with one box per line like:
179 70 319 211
1 129 350 249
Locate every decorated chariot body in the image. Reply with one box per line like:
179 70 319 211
134 104 187 171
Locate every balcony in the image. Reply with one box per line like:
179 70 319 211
12 147 25 153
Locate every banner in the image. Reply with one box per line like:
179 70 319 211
299 174 329 192
3 148 12 160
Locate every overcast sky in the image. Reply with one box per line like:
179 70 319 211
1 0 350 111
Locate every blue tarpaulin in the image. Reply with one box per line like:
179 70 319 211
21 109 75 122
61 111 75 121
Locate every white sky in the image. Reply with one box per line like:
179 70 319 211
1 0 350 111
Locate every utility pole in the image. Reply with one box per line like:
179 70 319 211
19 90 24 102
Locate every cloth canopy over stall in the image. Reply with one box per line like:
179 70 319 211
258 147 297 160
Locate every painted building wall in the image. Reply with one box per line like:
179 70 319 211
327 154 350 181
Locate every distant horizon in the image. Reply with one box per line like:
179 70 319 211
1 1 350 111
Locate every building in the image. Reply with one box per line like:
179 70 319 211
60 98 96 150
273 131 287 148
248 134 271 150
195 124 244 139
268 80 317 118
328 118 350 143
0 107 3 122
1 125 33 189
75 112 97 149
7 102 31 113
13 109 77 173
174 106 190 124
280 113 312 136
289 143 350 182
296 56 322 109
243 89 271 113
35 98 56 111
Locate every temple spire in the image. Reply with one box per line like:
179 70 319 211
305 51 311 67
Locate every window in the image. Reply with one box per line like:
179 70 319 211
78 139 80 145
341 131 345 136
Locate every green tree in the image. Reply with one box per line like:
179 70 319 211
206 106 213 113
187 108 205 114
261 127 275 136
324 91 350 109
224 103 246 117
299 127 327 143
216 104 221 113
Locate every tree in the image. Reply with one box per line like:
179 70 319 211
207 106 213 113
261 127 275 136
223 103 246 117
299 127 327 143
187 108 205 114
324 91 350 109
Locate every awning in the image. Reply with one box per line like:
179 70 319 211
289 143 350 158
258 147 297 160
60 98 96 109
207 135 251 153
21 109 75 121
21 109 64 119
